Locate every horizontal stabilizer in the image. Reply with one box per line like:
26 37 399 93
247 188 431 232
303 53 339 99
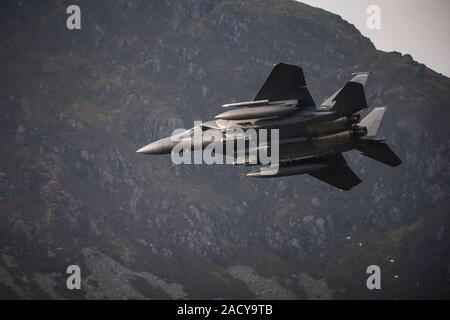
356 140 402 167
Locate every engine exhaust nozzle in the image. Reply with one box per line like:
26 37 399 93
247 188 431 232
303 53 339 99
352 124 368 138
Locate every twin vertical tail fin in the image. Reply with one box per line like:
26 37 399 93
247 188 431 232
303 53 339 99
321 72 370 114
323 70 401 168
359 107 385 138
253 63 315 108
356 107 402 167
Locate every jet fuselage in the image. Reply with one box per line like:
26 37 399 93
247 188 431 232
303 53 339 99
137 63 401 190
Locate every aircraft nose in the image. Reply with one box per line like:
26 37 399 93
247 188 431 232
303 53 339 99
136 142 159 154
136 138 174 154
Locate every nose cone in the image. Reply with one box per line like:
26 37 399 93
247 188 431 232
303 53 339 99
136 142 160 154
136 137 175 154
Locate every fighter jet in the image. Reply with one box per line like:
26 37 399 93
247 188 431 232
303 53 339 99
137 63 401 190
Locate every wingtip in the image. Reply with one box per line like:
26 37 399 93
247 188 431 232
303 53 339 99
352 71 371 76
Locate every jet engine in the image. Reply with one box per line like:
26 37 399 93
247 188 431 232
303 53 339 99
306 114 361 135
312 124 367 149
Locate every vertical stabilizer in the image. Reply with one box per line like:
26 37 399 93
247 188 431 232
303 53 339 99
321 72 370 114
359 107 386 138
356 107 402 167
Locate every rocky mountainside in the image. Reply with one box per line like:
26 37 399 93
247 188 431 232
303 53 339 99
0 0 449 299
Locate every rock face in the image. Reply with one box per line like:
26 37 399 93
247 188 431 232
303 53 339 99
0 0 449 299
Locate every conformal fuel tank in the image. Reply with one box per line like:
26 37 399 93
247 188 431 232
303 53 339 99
215 105 298 120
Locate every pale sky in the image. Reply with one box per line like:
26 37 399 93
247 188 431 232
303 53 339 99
298 0 450 77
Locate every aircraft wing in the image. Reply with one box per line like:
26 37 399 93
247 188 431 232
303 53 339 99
308 153 361 190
